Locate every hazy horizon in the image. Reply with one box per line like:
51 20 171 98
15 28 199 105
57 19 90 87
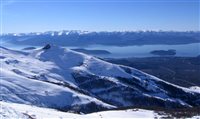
2 29 200 35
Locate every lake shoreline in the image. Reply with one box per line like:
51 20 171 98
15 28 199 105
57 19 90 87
1 42 200 58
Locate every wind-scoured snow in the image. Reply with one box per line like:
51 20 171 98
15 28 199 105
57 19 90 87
0 101 166 119
0 46 115 112
0 45 200 114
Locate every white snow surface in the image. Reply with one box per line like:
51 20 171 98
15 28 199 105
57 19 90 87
0 45 199 113
0 101 164 119
190 86 200 93
0 46 115 109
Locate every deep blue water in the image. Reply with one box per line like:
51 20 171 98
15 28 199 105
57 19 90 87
2 42 200 58
66 43 200 58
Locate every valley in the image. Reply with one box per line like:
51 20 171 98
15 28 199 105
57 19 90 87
106 56 200 88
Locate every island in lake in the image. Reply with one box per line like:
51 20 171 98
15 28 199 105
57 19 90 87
22 47 37 50
150 49 176 56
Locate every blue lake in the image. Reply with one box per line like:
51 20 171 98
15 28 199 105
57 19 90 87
66 43 200 58
2 42 200 58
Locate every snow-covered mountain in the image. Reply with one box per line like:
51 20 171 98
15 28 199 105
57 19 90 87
1 30 199 46
0 45 200 114
0 101 169 119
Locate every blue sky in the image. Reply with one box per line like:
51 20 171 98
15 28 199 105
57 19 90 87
1 0 199 33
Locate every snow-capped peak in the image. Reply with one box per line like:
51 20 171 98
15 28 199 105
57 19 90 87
1 45 200 114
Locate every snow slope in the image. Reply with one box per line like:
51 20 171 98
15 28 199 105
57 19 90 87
0 101 165 119
190 86 200 93
0 46 115 113
0 45 200 113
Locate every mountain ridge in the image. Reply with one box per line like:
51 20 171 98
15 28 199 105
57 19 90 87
1 30 199 46
0 45 200 113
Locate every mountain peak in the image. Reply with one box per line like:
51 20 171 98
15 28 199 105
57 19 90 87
1 46 200 114
42 44 51 50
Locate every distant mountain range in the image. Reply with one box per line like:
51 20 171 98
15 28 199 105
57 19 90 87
1 44 200 114
1 30 200 46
